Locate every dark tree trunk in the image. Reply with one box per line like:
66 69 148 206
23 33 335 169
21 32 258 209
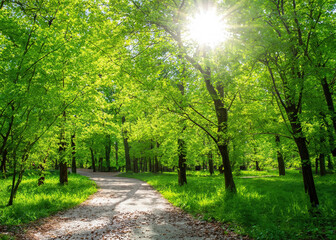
8 160 25 206
201 68 236 193
90 147 96 172
289 113 319 207
59 162 68 185
208 152 214 175
115 141 119 167
1 106 13 176
256 161 261 171
122 116 131 172
38 150 49 186
1 148 7 175
178 138 187 186
149 157 152 172
8 153 17 206
59 110 67 185
319 154 326 176
144 158 147 172
71 133 76 174
105 135 111 171
154 156 159 173
55 159 59 170
275 136 285 176
218 143 236 192
123 136 131 172
177 74 188 184
321 77 336 156
327 155 333 170
315 157 319 174
133 157 138 173
139 158 142 172
99 157 103 171
140 157 143 172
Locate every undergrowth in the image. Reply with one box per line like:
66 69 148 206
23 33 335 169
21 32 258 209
121 170 336 240
0 170 97 225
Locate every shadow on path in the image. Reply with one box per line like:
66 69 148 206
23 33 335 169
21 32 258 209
25 169 247 240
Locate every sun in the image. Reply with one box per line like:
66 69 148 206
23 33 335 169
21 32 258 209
187 8 229 47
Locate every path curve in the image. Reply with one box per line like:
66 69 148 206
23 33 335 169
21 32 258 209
26 169 245 240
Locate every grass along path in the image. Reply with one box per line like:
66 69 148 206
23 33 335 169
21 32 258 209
120 170 336 240
0 170 97 239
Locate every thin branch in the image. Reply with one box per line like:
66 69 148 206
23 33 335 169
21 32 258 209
264 59 287 110
167 107 217 143
271 91 293 135
228 92 238 111
188 104 218 127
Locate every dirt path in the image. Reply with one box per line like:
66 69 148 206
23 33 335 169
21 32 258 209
26 169 245 239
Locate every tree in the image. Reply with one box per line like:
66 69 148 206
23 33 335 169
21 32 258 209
246 0 336 207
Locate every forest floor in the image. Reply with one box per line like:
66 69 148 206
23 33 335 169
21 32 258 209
23 169 248 240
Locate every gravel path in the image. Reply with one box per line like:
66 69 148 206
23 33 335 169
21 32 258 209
26 169 246 240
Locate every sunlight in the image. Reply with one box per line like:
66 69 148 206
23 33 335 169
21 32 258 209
187 8 229 47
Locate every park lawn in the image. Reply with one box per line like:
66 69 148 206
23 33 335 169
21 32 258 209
0 170 97 226
121 170 336 240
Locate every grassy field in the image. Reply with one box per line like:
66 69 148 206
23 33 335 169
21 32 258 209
121 170 336 240
0 170 97 226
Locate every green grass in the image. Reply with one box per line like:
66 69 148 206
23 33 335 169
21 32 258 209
0 170 97 226
120 170 336 240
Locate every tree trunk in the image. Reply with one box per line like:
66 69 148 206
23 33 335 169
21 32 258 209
275 136 285 176
200 67 236 193
133 157 138 173
319 154 326 176
208 152 214 175
290 115 319 207
8 162 25 206
59 110 67 185
149 157 152 172
217 143 236 192
315 157 319 174
115 141 119 167
55 158 59 170
59 162 68 185
154 156 159 173
8 153 17 206
99 157 103 171
105 134 111 171
71 133 76 174
139 157 142 172
0 106 13 176
256 161 261 171
90 147 96 172
321 77 336 156
122 116 131 172
327 155 333 170
1 148 7 176
143 157 148 172
178 138 187 186
38 149 49 186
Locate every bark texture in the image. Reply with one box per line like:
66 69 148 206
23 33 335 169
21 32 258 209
178 138 187 186
275 136 285 176
122 116 131 172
